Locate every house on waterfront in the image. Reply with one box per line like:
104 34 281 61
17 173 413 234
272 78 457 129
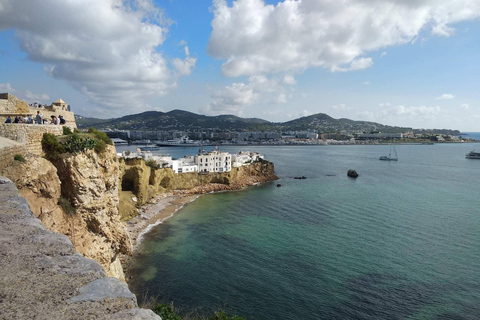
232 151 264 167
171 155 198 174
196 149 232 173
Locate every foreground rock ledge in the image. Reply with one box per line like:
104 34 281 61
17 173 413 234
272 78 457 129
0 176 160 320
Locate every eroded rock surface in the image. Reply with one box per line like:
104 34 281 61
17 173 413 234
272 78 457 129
0 176 160 320
2 148 132 280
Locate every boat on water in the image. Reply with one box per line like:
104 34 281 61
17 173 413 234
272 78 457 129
139 145 160 151
466 150 480 159
379 145 398 161
156 136 200 147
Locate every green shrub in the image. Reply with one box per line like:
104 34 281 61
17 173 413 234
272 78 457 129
58 197 75 215
145 159 160 170
13 154 25 162
62 126 73 135
88 127 113 145
150 304 246 320
209 311 245 320
73 128 81 134
42 133 65 160
151 304 182 320
94 140 107 153
64 134 98 154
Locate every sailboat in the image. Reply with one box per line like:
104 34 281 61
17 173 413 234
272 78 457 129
379 145 398 161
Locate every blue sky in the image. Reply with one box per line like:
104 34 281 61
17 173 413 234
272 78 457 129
1 0 480 131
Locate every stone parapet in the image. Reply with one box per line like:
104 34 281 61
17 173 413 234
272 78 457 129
0 123 63 155
0 176 161 320
30 107 77 128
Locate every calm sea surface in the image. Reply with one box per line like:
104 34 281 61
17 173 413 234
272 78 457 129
125 143 480 320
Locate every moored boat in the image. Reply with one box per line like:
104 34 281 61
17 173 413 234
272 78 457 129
156 136 200 147
466 151 480 159
379 145 398 161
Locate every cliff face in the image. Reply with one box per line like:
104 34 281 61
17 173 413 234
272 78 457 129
121 159 278 207
52 145 132 280
2 146 132 280
0 176 160 320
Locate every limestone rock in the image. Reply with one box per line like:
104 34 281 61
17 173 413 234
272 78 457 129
0 176 151 319
347 169 359 178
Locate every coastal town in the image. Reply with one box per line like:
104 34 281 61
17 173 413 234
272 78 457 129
121 148 264 174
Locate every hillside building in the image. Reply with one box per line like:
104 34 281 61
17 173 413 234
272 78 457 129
196 149 232 173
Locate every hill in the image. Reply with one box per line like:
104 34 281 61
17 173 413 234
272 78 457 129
76 110 460 135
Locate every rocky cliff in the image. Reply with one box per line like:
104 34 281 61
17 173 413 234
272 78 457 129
0 176 160 320
2 145 132 281
120 159 278 215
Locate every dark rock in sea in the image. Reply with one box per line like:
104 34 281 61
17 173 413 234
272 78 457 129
347 169 358 178
294 176 307 180
277 184 282 187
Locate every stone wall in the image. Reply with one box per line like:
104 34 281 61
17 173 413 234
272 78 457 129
30 107 77 128
0 123 63 156
0 93 76 128
0 93 30 115
0 176 160 320
0 143 24 171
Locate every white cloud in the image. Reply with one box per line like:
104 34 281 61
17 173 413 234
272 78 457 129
0 83 49 103
0 0 195 112
436 93 456 100
208 0 480 77
202 82 258 116
380 51 387 58
394 105 441 118
363 81 371 85
461 103 469 110
331 104 349 111
379 102 392 107
283 75 296 85
0 83 15 93
203 75 295 115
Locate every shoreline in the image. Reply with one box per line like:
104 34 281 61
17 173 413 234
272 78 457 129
124 192 198 248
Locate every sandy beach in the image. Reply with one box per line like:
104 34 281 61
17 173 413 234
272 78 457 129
125 192 198 248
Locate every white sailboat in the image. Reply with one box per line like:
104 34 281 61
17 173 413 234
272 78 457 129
379 145 398 161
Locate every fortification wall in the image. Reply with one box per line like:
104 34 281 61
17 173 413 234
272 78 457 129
0 93 30 115
30 107 77 128
0 124 64 170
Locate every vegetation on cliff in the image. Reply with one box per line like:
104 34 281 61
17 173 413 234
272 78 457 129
41 127 113 160
151 304 245 320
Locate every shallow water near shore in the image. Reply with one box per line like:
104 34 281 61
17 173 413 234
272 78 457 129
127 143 480 320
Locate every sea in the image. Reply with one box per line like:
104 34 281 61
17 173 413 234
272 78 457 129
121 142 480 320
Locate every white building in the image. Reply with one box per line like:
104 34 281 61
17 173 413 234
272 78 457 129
196 150 232 173
171 155 198 174
232 151 264 167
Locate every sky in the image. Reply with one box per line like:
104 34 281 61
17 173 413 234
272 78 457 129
1 0 480 131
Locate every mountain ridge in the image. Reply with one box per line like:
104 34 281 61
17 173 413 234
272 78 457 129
75 110 460 135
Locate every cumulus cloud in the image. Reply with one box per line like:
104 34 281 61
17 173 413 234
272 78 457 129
202 82 258 116
436 93 456 100
394 105 441 118
208 0 480 77
0 0 195 112
203 75 292 115
461 103 469 110
380 52 387 58
0 83 50 102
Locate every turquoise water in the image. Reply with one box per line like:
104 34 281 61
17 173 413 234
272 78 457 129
127 143 480 320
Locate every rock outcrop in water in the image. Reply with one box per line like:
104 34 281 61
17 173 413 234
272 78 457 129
347 169 359 178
